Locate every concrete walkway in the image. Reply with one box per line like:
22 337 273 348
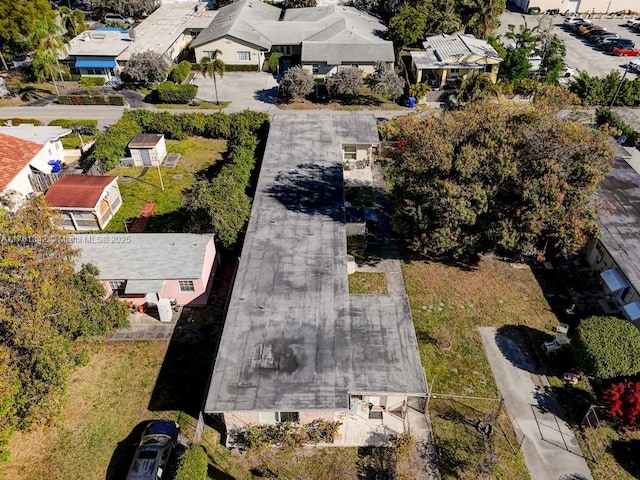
479 327 593 480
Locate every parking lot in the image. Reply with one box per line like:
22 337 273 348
497 11 640 78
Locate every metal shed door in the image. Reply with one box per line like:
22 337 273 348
567 0 580 12
141 149 152 166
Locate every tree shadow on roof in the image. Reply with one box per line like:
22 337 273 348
267 163 345 221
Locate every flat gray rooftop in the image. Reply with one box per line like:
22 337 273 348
71 233 212 280
205 114 427 413
595 157 640 295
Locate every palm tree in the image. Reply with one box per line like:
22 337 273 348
463 0 504 39
30 18 68 95
200 50 225 105
59 7 87 39
456 71 499 104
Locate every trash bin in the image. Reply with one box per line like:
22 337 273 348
48 160 61 173
408 96 416 108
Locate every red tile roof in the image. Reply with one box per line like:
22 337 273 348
45 175 118 209
0 132 44 191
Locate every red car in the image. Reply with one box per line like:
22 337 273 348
613 46 640 56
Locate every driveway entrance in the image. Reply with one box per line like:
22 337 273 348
191 72 279 113
479 327 593 480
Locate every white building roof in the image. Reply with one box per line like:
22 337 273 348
67 29 132 57
0 125 71 144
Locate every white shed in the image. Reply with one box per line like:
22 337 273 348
127 134 167 167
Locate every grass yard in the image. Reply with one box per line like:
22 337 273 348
403 257 561 479
349 272 388 294
105 137 226 233
2 342 177 480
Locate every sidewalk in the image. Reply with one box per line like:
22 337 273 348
479 327 593 480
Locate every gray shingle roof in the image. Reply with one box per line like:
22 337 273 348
71 233 213 280
204 114 427 413
191 0 282 49
594 157 640 296
192 1 393 64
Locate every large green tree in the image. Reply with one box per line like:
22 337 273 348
0 198 128 458
572 316 640 379
30 17 68 94
380 101 613 258
492 22 539 82
388 5 426 47
461 0 506 39
0 0 56 57
59 7 87 40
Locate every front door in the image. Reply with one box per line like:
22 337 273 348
141 149 152 166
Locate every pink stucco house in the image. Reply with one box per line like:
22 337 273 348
71 233 218 307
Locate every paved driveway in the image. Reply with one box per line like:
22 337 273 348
479 326 593 480
191 71 280 113
497 11 639 78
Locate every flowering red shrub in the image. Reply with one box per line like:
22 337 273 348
602 381 640 429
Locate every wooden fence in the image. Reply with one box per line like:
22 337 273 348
28 159 105 192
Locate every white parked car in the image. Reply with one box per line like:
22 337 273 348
629 58 640 72
626 18 640 28
563 16 586 26
560 63 575 77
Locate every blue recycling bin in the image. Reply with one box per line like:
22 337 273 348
408 96 416 108
48 160 62 173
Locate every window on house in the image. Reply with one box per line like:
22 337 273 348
179 280 195 292
312 64 320 74
343 145 357 161
108 280 127 295
259 412 299 424
450 68 460 73
484 64 493 73
202 50 216 58
237 51 251 61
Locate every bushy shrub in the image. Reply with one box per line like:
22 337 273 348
572 316 640 379
79 76 106 87
48 119 98 136
174 444 208 480
0 118 43 126
268 53 282 73
88 118 142 170
602 381 640 430
157 81 198 104
169 61 192 84
278 65 314 100
58 94 124 106
595 107 639 146
224 64 259 72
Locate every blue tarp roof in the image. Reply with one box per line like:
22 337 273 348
75 59 116 68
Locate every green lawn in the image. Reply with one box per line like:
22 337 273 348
105 137 226 233
402 258 560 480
349 272 387 294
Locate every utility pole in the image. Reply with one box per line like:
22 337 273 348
610 63 630 107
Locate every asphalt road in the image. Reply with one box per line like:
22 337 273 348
0 104 125 130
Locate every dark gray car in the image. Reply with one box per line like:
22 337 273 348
126 421 179 480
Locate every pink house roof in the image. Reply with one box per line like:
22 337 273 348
45 175 118 209
0 132 43 191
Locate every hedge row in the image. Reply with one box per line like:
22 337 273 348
0 118 43 126
48 119 98 136
79 77 106 87
223 64 259 72
169 61 192 84
157 81 198 104
88 118 142 170
57 94 125 106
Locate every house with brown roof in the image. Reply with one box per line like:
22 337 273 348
44 176 122 231
0 126 71 208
